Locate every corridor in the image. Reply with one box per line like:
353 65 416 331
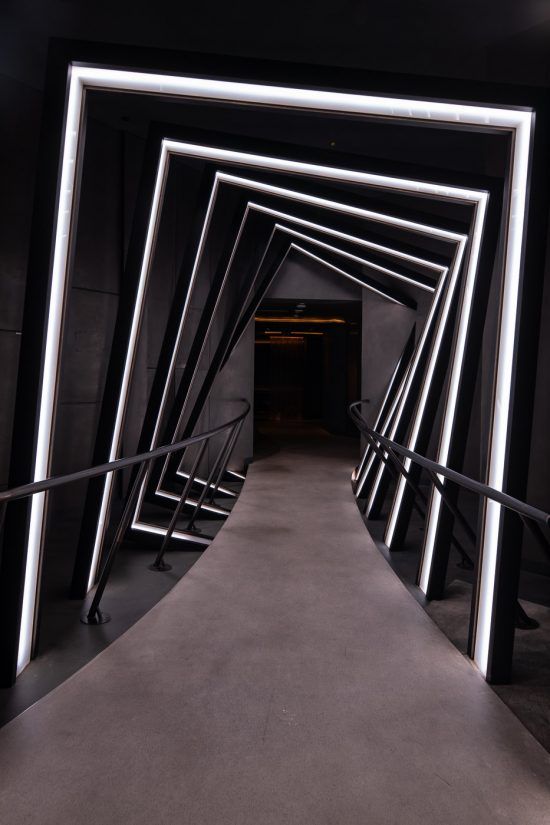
1 436 549 823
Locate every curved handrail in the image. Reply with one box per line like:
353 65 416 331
0 400 251 628
0 400 250 504
349 399 550 528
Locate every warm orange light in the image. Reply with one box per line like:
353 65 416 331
255 336 304 344
255 316 345 324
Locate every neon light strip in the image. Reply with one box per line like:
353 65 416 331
146 173 449 503
226 469 245 481
207 204 444 396
384 193 489 565
277 226 434 293
358 360 417 500
474 117 533 676
168 219 434 483
151 204 259 490
157 220 276 491
419 197 488 593
250 204 445 284
85 144 172 594
69 65 526 142
216 169 464 240
155 490 229 517
130 520 210 545
18 69 86 675
102 157 466 581
383 235 469 542
21 62 532 682
134 249 290 535
364 266 452 515
176 473 236 498
289 244 408 305
355 336 414 497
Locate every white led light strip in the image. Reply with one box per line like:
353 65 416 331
250 203 445 286
144 171 454 511
382 236 470 539
284 244 408 305
174 474 236 499
418 199 488 593
166 217 438 484
131 245 290 540
354 332 416 498
275 228 433 298
117 163 456 539
19 63 532 684
363 265 454 516
169 214 440 489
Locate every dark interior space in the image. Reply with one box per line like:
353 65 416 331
254 299 361 445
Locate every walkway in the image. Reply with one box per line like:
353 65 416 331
1 435 550 824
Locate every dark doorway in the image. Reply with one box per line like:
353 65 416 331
254 299 361 443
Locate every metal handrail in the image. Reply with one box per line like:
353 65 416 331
0 401 250 504
349 399 550 629
0 400 251 626
349 400 550 528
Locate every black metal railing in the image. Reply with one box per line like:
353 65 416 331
349 399 550 627
0 400 250 627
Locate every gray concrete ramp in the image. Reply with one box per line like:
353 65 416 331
1 438 549 823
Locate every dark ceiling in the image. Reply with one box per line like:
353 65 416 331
2 0 550 91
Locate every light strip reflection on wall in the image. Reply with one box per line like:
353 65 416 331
474 120 533 676
355 336 414 497
382 235 469 541
102 158 469 586
168 211 442 497
251 204 445 287
289 244 408 306
275 225 435 294
18 69 86 675
384 195 488 557
363 266 453 516
227 469 246 481
130 520 210 545
174 473 236 498
169 206 445 492
85 143 171 594
21 61 533 681
358 360 415 500
169 214 443 489
154 489 229 516
134 248 288 536
150 172 454 504
419 196 489 594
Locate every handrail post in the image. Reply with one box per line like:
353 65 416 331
207 419 243 504
149 439 208 572
81 457 153 625
349 402 540 630
0 399 249 670
186 425 238 532
361 419 474 569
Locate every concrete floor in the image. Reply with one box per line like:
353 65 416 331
1 434 550 823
